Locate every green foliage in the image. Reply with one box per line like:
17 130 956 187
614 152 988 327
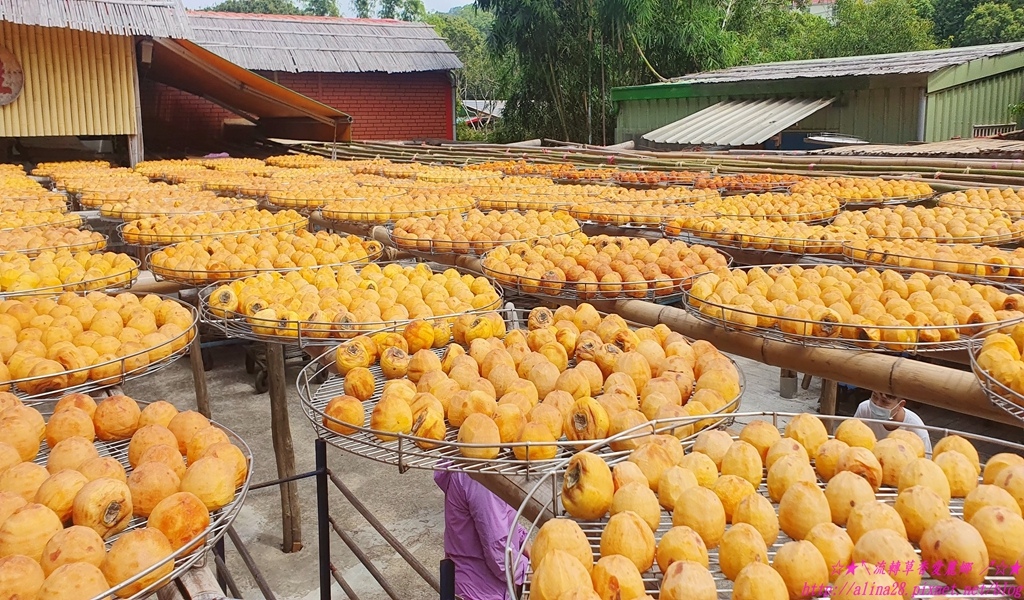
353 0 423 20
817 0 937 56
205 0 340 15
206 0 301 13
446 5 494 34
303 0 340 15
959 2 1024 44
426 13 501 100
932 0 980 41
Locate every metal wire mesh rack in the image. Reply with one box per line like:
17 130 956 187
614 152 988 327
386 224 583 258
936 196 1024 220
5 295 198 400
839 193 935 210
116 214 309 247
22 397 253 600
665 225 850 257
681 264 1024 354
0 256 140 299
505 411 1024 599
147 240 384 286
0 211 83 232
319 202 473 226
99 198 258 221
294 307 744 477
842 242 1024 286
968 333 1024 426
479 247 732 305
0 230 108 257
197 263 504 347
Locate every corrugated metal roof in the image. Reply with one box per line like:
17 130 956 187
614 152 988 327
815 137 1024 158
0 0 192 38
186 11 462 74
671 42 1024 85
642 97 835 147
464 100 504 117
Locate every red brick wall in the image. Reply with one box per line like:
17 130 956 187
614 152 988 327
140 71 454 147
140 79 237 150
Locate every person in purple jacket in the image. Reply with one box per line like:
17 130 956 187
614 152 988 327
434 470 529 600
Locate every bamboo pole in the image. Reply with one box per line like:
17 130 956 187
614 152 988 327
614 300 1021 427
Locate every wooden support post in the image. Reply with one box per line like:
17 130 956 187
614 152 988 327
780 369 797 399
266 342 303 553
156 565 236 600
189 334 210 419
820 379 838 433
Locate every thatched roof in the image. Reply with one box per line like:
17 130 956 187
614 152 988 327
187 11 462 74
0 0 192 38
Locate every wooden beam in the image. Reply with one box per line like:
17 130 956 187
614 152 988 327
614 300 1020 427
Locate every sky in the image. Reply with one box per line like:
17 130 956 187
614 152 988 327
181 0 468 16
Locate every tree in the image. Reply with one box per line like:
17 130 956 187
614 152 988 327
959 2 1024 44
206 0 340 15
206 0 301 13
303 0 340 15
932 0 980 41
353 0 423 20
426 13 499 99
816 0 936 56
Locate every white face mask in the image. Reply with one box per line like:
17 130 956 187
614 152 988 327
868 401 897 420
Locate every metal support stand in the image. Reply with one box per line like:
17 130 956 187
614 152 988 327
820 379 839 434
175 439 455 600
189 333 211 419
316 439 331 600
267 342 303 552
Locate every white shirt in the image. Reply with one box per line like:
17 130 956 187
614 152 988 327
853 401 933 456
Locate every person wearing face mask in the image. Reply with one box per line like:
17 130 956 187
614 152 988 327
854 390 932 455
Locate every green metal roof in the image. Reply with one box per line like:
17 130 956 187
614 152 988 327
613 42 1024 102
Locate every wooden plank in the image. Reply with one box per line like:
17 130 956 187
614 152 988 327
156 565 237 600
266 342 303 553
470 473 555 525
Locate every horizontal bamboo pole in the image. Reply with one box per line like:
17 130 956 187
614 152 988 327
614 300 1021 427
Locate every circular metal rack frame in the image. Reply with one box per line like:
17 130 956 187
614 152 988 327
0 255 141 299
968 332 1024 425
147 240 385 286
667 226 850 257
479 247 733 305
116 216 309 247
505 411 1024 599
24 397 252 600
839 192 936 210
0 232 108 257
842 242 1024 286
0 212 83 232
198 263 505 346
99 198 258 221
936 196 1024 220
320 202 473 226
386 225 583 259
681 264 1024 354
295 307 744 477
0 197 71 213
6 294 198 400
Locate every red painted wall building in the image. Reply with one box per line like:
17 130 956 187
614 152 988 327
142 12 460 147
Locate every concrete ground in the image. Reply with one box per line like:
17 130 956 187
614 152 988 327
128 348 830 600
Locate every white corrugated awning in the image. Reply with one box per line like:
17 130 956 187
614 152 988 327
642 97 835 147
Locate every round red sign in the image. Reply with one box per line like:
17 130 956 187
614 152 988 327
0 47 24 106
